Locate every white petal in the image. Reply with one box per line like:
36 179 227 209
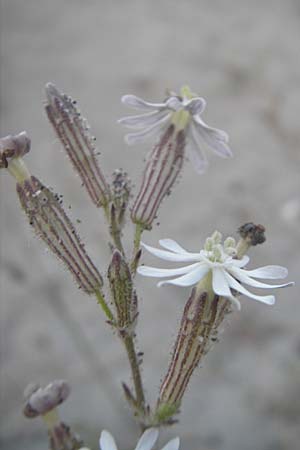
231 255 250 268
137 262 200 278
118 111 171 129
245 265 289 279
185 97 206 115
158 265 210 287
99 431 118 450
193 117 232 158
135 428 159 450
141 242 202 262
224 272 275 305
229 267 294 289
161 437 180 450
194 116 229 142
158 238 190 254
121 95 166 111
212 268 232 297
165 96 183 111
125 117 170 145
187 124 208 174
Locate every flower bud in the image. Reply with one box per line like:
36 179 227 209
108 249 138 334
45 83 110 208
23 380 84 450
23 380 70 418
111 168 132 228
157 288 230 417
131 124 185 229
17 175 103 294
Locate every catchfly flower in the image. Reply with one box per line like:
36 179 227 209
119 86 232 173
137 231 294 309
99 428 179 450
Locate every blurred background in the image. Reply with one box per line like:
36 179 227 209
1 1 300 449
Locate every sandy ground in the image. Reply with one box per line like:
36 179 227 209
1 1 300 449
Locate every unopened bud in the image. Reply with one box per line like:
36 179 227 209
157 288 230 416
23 380 84 450
0 132 31 182
23 380 70 418
131 124 185 229
112 168 132 228
17 175 103 294
45 83 110 208
108 249 138 334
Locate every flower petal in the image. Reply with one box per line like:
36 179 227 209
158 238 190 254
187 123 208 174
185 97 206 115
229 267 294 289
194 116 229 142
231 255 250 268
244 265 289 279
137 262 201 278
121 95 166 111
158 265 210 287
141 242 202 262
99 431 118 450
193 117 232 158
118 111 171 129
161 437 180 450
212 267 232 297
135 428 159 450
165 96 183 111
224 272 275 305
125 117 170 145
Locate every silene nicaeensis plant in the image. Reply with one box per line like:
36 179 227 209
1 84 294 450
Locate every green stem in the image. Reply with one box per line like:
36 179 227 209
95 289 114 322
123 334 145 414
131 223 144 274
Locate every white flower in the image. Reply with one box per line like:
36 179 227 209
99 428 179 450
137 231 294 310
118 86 232 174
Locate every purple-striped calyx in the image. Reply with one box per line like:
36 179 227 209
1 132 103 295
45 83 110 209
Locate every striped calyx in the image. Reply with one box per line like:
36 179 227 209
45 83 110 208
17 176 103 294
157 288 230 414
131 124 185 229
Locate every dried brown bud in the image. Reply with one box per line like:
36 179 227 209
131 124 185 229
108 249 138 334
0 132 31 168
17 175 103 294
45 83 110 208
157 288 230 417
23 380 70 418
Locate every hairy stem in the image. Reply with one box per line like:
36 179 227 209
131 223 144 274
123 334 145 415
95 290 114 322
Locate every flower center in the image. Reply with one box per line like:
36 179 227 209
203 231 237 264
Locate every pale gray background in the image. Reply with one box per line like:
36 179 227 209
1 1 300 449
